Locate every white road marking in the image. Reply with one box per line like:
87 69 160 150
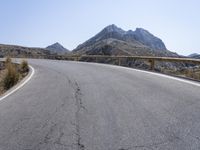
0 65 35 101
105 63 200 87
44 59 200 87
34 59 200 87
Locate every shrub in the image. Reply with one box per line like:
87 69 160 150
5 56 12 66
3 62 19 90
20 60 29 74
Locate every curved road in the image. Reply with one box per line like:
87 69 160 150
0 59 200 150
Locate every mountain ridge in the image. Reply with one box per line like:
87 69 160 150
73 24 176 57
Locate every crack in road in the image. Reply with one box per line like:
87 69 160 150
37 77 87 150
43 123 57 144
74 81 86 150
74 82 87 111
53 129 76 149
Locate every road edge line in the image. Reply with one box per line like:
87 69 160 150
77 61 200 87
0 65 35 101
108 64 200 87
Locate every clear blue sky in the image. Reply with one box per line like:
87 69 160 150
0 0 200 55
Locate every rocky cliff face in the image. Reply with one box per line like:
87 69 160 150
130 28 167 50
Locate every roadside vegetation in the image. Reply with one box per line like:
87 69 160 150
0 57 29 94
177 68 200 80
161 67 200 81
19 60 29 75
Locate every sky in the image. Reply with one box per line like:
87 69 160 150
0 0 200 55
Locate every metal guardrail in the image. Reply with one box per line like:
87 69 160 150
10 54 200 70
77 55 200 70
8 54 200 80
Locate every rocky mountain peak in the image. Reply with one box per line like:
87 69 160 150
188 53 200 59
53 42 62 46
135 27 148 32
48 42 64 48
103 24 126 34
46 42 69 54
74 24 168 54
188 53 199 57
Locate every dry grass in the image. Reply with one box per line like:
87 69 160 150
0 69 7 94
161 67 200 81
5 56 11 64
0 58 29 94
20 60 29 76
184 69 200 80
3 62 19 90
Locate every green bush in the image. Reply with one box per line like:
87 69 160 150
20 60 29 74
3 62 19 90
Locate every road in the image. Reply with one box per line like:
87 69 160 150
0 59 200 150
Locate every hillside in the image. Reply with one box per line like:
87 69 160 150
188 53 200 59
0 44 50 57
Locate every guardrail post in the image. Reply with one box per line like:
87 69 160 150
118 58 121 66
95 57 98 63
149 59 155 70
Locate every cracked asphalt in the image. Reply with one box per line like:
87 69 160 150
0 59 200 150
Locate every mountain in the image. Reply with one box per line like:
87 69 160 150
73 24 177 57
0 43 70 57
46 42 69 54
194 55 200 59
188 53 200 58
130 28 167 50
0 44 50 57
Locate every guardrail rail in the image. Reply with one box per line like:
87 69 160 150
8 54 200 81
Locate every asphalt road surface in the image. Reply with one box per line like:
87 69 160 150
0 59 200 150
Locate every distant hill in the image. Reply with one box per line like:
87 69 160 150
73 24 178 57
188 53 200 59
46 42 70 54
0 44 50 57
0 43 70 58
